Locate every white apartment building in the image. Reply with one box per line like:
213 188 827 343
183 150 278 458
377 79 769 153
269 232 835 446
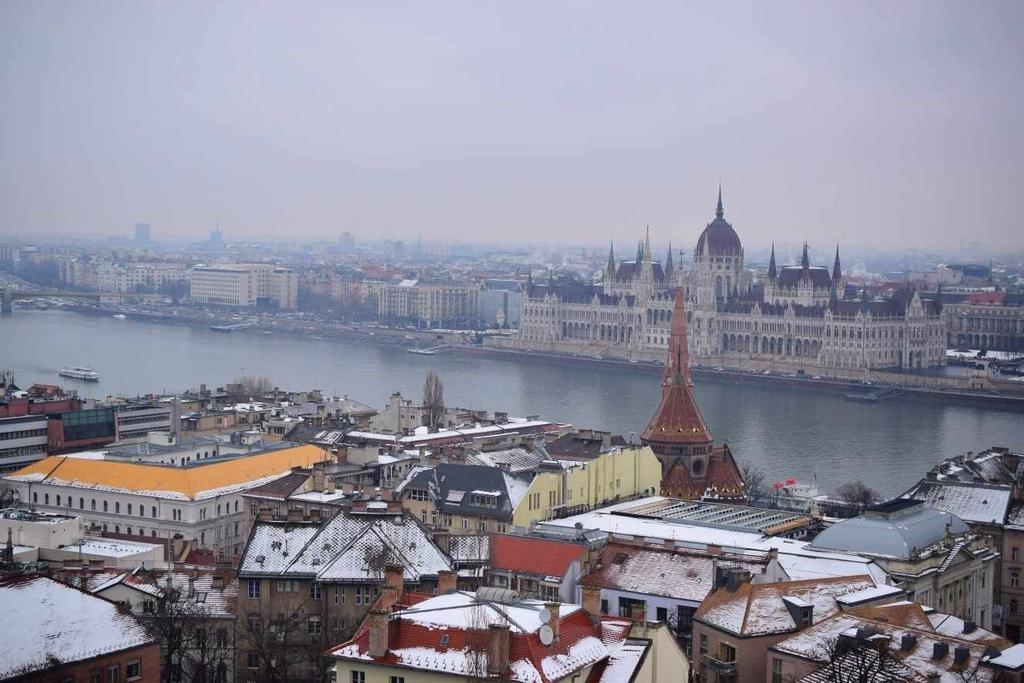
0 414 49 472
114 402 172 441
189 263 298 309
97 263 189 293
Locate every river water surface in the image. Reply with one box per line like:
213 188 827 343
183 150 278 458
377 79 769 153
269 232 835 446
2 310 1021 497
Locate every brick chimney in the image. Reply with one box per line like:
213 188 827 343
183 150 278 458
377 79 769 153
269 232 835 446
379 564 404 609
581 586 602 622
630 602 646 624
437 569 457 594
384 564 404 593
367 609 390 658
486 624 510 676
545 602 560 641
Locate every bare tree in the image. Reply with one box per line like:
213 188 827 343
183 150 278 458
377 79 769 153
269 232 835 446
740 462 769 504
160 278 189 304
235 598 321 683
232 376 274 399
835 481 879 509
361 542 396 580
811 634 905 682
422 370 445 430
145 582 233 683
465 601 496 681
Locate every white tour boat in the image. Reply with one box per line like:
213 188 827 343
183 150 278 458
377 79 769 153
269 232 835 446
58 366 100 381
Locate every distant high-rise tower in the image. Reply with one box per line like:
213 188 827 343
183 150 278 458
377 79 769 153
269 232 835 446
209 228 224 245
134 223 152 245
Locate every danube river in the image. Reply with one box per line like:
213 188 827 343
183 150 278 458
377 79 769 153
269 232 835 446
2 310 1022 497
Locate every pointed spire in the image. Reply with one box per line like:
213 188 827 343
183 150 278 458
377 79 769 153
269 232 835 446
716 183 724 220
800 242 810 272
636 240 643 265
663 289 693 387
832 245 842 285
606 240 616 277
665 241 674 279
644 226 651 261
641 288 715 448
767 242 777 281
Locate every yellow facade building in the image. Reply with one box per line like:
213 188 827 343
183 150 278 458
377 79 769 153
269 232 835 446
513 445 662 528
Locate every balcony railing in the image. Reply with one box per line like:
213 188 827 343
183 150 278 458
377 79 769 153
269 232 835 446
702 654 737 678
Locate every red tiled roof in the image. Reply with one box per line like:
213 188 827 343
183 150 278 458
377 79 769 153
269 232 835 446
661 444 746 501
967 291 1005 305
490 535 587 578
329 591 632 683
641 289 714 447
580 541 765 602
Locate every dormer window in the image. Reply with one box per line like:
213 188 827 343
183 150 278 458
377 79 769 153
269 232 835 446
469 493 498 507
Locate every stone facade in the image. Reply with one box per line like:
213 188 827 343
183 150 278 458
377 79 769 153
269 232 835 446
516 190 947 374
945 299 1024 352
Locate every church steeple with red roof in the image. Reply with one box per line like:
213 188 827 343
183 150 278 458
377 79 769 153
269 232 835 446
641 288 745 501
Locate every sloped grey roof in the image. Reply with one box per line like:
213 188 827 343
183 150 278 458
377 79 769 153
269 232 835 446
776 266 833 288
810 505 969 560
467 447 544 474
239 512 451 583
903 482 1011 525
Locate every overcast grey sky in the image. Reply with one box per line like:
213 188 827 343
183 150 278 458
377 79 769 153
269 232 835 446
1 1 1021 250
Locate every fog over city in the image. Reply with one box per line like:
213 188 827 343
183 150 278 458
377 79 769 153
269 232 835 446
2 1 1023 250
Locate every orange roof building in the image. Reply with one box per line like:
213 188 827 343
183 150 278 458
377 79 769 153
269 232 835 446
641 289 746 501
2 444 332 554
6 444 330 500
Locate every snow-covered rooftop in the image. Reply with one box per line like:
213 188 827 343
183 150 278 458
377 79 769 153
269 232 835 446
63 537 163 558
328 589 633 683
0 576 155 678
594 639 649 682
541 500 888 584
399 590 579 634
904 482 1011 525
772 611 1008 682
696 575 879 637
835 584 905 607
239 512 452 582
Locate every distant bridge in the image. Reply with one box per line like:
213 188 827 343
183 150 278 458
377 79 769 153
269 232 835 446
0 288 167 314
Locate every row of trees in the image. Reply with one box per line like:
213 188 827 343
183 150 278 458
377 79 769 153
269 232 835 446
741 463 879 509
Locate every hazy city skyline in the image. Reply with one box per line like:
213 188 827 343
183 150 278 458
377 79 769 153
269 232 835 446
2 1 1022 250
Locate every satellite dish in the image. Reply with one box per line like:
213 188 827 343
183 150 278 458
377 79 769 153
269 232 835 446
537 607 552 624
539 624 554 646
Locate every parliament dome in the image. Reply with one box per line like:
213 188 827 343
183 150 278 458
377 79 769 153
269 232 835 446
695 188 743 257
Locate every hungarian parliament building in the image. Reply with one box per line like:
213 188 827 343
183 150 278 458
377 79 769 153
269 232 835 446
516 190 947 373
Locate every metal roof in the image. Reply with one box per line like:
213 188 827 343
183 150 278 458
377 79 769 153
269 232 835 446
810 505 969 560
